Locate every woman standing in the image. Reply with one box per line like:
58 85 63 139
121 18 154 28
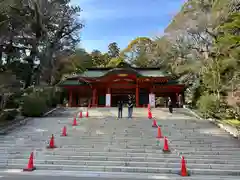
127 99 133 119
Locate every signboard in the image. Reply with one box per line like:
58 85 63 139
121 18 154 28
118 74 128 77
149 93 155 108
105 94 111 107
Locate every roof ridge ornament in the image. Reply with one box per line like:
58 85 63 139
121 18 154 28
116 61 132 68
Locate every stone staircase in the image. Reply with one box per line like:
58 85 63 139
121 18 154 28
0 107 239 179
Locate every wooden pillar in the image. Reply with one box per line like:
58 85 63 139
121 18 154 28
78 90 81 107
69 90 72 107
176 93 179 108
96 90 98 107
135 82 139 107
92 88 97 107
107 87 110 94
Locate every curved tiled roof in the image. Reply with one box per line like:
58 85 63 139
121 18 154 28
76 68 171 78
58 62 173 86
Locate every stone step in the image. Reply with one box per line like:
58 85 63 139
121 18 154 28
4 170 239 180
170 141 240 147
7 145 240 152
2 138 238 146
5 154 240 163
2 141 239 149
2 146 240 155
2 159 240 170
0 135 237 141
0 163 239 176
172 147 240 151
3 152 240 162
3 143 239 150
4 143 235 152
34 151 240 160
169 143 240 148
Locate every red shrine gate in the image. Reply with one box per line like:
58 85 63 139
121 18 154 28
60 65 185 107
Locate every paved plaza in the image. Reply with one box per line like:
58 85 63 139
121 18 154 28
0 107 239 180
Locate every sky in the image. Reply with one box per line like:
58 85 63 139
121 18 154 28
71 0 186 52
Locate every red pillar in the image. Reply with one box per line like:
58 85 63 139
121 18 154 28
176 93 179 107
136 84 139 107
96 91 98 107
69 90 72 107
107 87 110 94
92 88 97 107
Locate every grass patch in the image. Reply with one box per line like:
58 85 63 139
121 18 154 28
222 119 240 127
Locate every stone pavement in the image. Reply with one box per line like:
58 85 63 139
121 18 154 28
0 107 239 180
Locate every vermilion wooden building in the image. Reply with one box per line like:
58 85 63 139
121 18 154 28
59 62 185 107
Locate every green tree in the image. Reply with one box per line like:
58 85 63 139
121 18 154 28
108 42 120 59
91 50 109 67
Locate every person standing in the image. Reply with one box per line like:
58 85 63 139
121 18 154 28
127 99 133 119
168 97 173 113
117 100 123 119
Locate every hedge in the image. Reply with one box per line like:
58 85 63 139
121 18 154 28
21 87 62 117
21 94 48 117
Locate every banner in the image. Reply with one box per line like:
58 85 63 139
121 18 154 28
105 94 111 107
149 93 155 108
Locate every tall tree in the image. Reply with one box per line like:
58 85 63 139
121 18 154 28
91 50 109 67
121 37 154 67
0 0 83 87
108 42 120 59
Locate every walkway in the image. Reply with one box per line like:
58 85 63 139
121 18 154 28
0 107 239 179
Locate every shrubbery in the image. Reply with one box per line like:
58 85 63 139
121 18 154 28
0 86 62 124
197 93 220 118
21 87 62 117
21 94 48 117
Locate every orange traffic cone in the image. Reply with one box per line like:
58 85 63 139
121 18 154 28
72 117 77 126
79 111 82 118
152 119 158 127
47 134 57 148
23 152 36 171
179 156 189 176
86 111 89 118
156 126 163 138
162 136 171 153
61 126 67 136
148 111 152 119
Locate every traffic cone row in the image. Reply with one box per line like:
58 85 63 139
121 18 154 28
23 109 89 172
151 111 189 176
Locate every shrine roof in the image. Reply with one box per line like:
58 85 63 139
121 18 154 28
58 79 181 86
75 68 170 78
58 62 178 86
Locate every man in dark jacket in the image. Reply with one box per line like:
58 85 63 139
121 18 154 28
118 100 123 118
168 97 173 113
